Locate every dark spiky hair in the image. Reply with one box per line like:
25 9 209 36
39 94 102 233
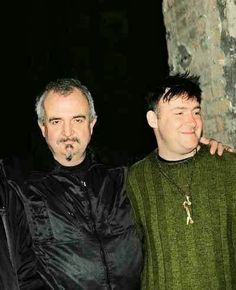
147 72 202 111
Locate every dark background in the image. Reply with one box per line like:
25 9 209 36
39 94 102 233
2 1 168 165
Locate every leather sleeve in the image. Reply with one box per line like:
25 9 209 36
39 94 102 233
0 160 50 290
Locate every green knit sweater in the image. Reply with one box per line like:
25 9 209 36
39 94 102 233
127 145 236 290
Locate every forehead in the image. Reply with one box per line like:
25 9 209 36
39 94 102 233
159 95 200 109
44 88 90 115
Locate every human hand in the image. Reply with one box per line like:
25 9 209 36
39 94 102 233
200 136 234 156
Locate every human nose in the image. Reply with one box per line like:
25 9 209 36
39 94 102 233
185 113 197 127
63 122 74 137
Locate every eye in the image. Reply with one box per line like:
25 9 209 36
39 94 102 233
194 110 201 115
74 117 84 123
51 120 60 125
175 112 183 115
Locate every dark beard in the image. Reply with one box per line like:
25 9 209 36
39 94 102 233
65 144 73 161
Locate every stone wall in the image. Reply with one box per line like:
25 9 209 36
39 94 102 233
162 0 236 147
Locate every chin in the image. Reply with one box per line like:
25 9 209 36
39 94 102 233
182 142 198 151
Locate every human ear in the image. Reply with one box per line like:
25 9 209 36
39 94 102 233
38 121 46 138
146 110 158 129
90 118 97 134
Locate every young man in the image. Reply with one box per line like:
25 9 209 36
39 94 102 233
127 73 236 289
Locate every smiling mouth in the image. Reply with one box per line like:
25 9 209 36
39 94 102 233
181 131 195 134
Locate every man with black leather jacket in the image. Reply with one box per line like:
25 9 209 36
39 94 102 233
2 78 143 290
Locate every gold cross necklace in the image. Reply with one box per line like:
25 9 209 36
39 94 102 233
156 152 197 225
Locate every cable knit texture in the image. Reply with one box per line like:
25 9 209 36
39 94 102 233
127 145 236 290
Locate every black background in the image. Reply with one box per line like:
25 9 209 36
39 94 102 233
1 1 168 165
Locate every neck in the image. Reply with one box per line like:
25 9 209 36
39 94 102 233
157 145 200 161
54 153 86 167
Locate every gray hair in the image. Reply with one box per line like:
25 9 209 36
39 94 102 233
35 78 97 124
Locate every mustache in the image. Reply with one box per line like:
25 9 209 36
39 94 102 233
57 137 80 144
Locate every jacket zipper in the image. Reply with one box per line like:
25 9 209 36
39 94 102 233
82 181 112 290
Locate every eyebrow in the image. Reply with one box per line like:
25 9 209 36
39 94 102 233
73 115 86 119
171 105 201 110
48 117 61 122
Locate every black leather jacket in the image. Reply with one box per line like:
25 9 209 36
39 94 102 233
0 161 48 290
4 152 143 289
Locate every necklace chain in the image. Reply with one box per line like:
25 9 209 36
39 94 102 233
156 153 196 225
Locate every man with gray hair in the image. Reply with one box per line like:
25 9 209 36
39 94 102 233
15 78 143 289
